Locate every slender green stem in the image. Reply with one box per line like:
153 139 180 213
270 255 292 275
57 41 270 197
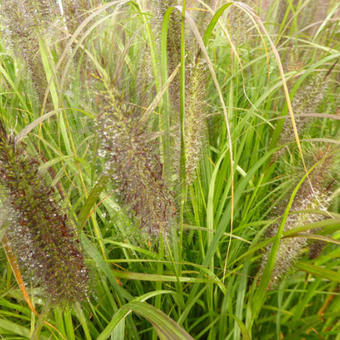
30 301 51 340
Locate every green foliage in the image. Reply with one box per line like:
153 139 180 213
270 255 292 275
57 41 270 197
0 0 339 339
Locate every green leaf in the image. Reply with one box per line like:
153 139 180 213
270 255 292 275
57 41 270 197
73 302 92 340
0 319 47 340
203 3 233 45
111 319 125 340
78 175 110 229
98 301 193 340
295 262 340 282
81 233 131 301
229 314 251 340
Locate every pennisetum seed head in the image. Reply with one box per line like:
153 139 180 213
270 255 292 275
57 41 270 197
280 72 330 145
96 91 177 238
0 0 60 104
0 120 89 304
63 0 100 35
154 1 210 184
260 146 337 287
184 58 209 184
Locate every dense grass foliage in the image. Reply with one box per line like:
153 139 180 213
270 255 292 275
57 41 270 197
0 1 339 339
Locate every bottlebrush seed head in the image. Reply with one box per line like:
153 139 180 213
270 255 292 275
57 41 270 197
185 59 208 184
96 93 176 237
261 189 330 287
63 0 99 34
260 147 336 287
0 121 89 304
0 0 59 103
280 72 329 145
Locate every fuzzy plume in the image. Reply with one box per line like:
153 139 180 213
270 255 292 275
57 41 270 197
63 0 100 34
154 0 182 181
0 0 59 103
280 72 330 144
227 1 255 47
184 59 209 184
155 0 181 108
96 91 176 237
0 121 89 304
260 147 336 287
154 0 209 184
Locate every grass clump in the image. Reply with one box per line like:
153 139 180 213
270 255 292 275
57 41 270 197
0 0 339 339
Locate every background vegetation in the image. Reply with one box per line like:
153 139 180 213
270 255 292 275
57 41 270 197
0 0 339 339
